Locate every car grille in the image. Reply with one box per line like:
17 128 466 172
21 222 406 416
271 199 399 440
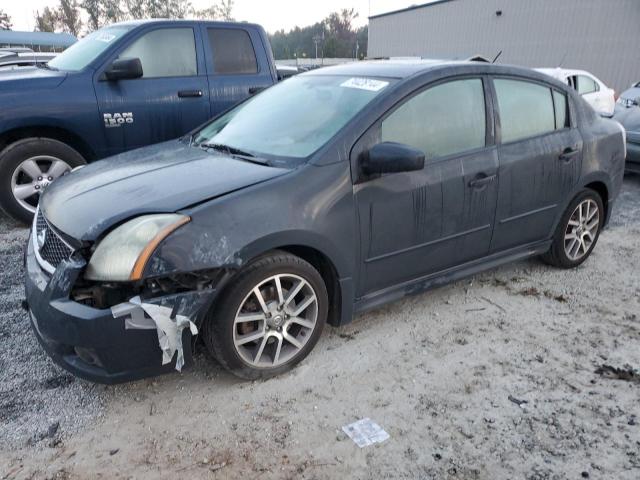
34 209 74 273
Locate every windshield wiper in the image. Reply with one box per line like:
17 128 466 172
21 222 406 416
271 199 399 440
200 143 270 165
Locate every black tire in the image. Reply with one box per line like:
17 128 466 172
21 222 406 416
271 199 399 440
541 188 604 268
0 138 86 224
203 251 328 380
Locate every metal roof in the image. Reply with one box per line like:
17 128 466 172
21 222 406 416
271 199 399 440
369 0 459 20
0 31 77 48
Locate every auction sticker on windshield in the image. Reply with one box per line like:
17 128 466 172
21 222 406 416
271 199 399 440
341 78 389 92
96 33 116 43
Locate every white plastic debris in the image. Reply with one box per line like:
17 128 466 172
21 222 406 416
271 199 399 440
111 296 198 371
342 418 389 448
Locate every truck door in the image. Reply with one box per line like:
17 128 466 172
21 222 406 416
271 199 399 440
201 25 275 117
94 25 211 155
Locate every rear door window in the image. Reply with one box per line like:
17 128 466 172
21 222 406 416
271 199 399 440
494 78 556 143
119 28 197 78
576 75 599 95
207 28 258 74
381 78 486 160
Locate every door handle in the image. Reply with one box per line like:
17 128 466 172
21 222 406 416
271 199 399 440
178 90 203 98
559 147 579 162
468 174 496 188
249 86 266 95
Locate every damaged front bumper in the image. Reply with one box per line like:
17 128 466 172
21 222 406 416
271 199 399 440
24 236 216 384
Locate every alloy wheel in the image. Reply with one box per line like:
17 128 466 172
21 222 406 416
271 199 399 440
564 198 600 262
11 156 71 213
233 273 319 368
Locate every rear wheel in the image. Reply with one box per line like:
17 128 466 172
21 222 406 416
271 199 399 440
542 189 604 268
0 138 86 224
203 251 328 380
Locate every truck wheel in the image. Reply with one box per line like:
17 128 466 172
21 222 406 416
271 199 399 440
0 138 86 224
203 251 328 380
541 189 604 269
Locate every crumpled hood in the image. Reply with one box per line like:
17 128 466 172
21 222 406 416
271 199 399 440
0 66 67 92
41 140 289 241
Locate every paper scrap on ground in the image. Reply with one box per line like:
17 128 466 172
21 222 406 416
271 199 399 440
111 296 198 371
342 418 389 447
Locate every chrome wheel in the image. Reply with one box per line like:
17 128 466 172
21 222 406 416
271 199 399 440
233 273 318 368
11 156 71 213
564 198 600 261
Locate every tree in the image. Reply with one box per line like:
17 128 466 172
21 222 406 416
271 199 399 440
0 9 12 30
218 0 233 21
34 7 58 32
81 0 104 31
58 0 83 36
268 9 366 60
195 0 234 21
103 0 126 24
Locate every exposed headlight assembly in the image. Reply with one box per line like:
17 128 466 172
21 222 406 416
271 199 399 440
85 214 190 282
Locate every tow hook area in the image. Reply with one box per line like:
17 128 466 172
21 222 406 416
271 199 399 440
111 291 212 371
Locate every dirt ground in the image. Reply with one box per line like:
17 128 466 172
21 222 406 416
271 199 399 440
1 176 639 480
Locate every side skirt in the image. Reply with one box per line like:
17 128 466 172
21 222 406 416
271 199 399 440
352 240 552 315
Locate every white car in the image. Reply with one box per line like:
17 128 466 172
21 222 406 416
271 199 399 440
536 68 616 116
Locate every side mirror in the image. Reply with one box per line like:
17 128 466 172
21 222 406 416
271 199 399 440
361 142 425 175
104 57 143 81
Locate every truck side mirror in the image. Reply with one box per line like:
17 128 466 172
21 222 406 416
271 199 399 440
104 57 143 81
361 142 425 175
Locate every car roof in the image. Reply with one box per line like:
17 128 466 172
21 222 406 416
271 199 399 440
536 67 597 78
304 59 483 79
305 59 559 82
109 18 263 29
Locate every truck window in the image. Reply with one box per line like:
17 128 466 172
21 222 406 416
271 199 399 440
119 28 197 78
207 28 258 74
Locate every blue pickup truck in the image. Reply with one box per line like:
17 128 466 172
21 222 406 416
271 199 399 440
0 20 278 223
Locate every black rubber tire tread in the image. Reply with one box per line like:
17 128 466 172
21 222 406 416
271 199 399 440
0 138 86 224
541 188 604 269
203 250 328 380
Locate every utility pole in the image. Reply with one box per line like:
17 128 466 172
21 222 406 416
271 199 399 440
313 34 321 60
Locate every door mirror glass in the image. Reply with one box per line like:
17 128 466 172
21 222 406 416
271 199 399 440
361 142 425 175
104 57 143 80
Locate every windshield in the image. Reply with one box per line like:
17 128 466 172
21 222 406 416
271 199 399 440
193 75 394 159
48 26 133 72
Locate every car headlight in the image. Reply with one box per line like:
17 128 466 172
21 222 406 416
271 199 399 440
85 214 190 282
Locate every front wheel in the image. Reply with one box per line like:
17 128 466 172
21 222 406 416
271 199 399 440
203 251 328 380
542 189 604 268
0 138 86 224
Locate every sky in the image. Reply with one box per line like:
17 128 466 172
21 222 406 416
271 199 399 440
2 0 421 34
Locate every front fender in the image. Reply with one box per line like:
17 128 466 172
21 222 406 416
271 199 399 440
144 162 356 281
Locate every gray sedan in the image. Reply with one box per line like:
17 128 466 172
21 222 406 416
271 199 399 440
25 60 626 383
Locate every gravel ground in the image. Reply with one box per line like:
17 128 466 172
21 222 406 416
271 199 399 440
1 176 639 479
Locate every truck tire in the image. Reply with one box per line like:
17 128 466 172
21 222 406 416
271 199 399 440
0 138 86 224
203 251 328 380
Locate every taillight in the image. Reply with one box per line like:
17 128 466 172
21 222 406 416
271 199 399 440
614 90 619 101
